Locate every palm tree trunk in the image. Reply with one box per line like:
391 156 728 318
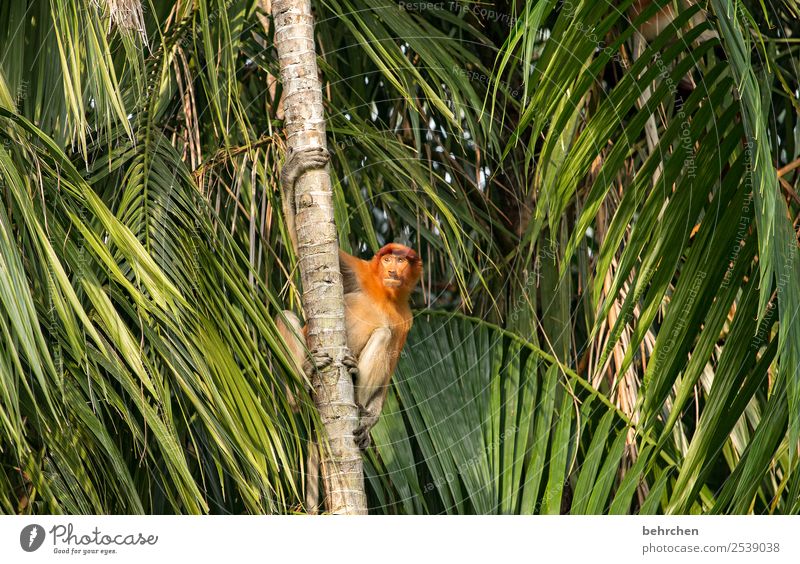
271 0 367 514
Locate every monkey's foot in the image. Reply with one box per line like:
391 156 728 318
353 425 371 449
281 146 330 188
303 349 333 377
354 411 378 449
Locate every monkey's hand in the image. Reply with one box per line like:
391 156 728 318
281 146 330 190
303 349 359 378
302 349 333 378
354 408 379 449
342 351 359 381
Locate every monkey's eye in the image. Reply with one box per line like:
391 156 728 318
383 256 391 263
397 257 406 263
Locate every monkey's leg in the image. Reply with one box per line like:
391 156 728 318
276 311 326 513
275 311 306 410
352 328 392 449
306 436 321 514
275 311 334 409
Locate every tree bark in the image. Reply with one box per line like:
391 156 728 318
271 0 367 514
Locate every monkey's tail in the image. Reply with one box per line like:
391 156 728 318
305 435 320 514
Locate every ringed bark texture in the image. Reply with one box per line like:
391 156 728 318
271 0 367 514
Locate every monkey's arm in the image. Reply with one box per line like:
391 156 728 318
280 146 330 252
339 250 366 295
353 327 395 449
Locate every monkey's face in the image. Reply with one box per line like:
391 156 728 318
380 253 414 288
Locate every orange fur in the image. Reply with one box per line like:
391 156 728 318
278 243 421 510
339 243 422 376
630 0 713 43
278 242 421 455
338 243 422 448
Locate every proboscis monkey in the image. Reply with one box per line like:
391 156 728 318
277 146 422 511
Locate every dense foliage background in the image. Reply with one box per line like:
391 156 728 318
0 0 798 514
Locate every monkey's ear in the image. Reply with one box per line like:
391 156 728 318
339 250 361 294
